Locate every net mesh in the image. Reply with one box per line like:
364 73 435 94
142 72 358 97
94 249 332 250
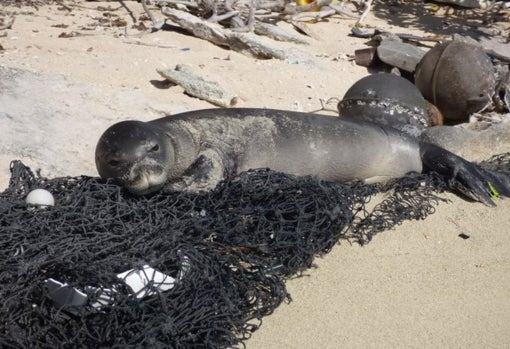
1 155 509 348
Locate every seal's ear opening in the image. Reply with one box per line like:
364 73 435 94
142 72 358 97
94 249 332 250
419 142 510 206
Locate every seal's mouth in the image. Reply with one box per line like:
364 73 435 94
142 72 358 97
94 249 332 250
122 163 168 195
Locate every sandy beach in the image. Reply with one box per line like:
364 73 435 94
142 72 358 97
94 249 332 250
1 1 509 348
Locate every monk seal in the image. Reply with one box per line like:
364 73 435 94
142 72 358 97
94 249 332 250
95 108 510 206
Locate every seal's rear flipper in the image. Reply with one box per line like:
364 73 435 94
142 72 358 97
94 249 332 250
419 142 510 206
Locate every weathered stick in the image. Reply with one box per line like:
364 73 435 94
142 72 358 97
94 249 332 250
141 0 165 30
226 31 286 58
253 21 310 44
357 0 373 24
161 7 312 60
291 8 336 22
329 3 360 18
162 7 229 46
291 21 320 39
157 64 238 107
0 17 15 30
122 39 177 48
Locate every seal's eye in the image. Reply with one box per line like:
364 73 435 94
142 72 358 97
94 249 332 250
109 159 120 167
150 144 160 153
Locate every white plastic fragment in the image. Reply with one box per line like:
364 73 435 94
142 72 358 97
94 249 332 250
44 278 88 308
117 264 177 299
84 286 117 309
44 255 192 312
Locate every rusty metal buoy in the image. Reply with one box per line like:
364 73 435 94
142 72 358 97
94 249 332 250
338 73 439 136
414 40 496 122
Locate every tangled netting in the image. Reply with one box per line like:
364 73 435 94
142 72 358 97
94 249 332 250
1 155 509 348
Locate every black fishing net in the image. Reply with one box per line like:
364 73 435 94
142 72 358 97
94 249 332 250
0 155 509 348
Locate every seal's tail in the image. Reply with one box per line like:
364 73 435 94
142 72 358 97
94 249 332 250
419 142 510 206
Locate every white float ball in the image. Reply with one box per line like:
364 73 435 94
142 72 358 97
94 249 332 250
26 189 55 207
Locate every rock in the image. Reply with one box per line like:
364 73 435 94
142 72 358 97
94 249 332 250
376 38 426 73
0 65 177 186
421 119 510 161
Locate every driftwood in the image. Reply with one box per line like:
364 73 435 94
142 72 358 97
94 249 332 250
144 0 505 63
130 0 369 59
161 6 315 60
290 7 336 22
157 64 238 107
291 21 320 39
253 21 310 44
156 0 361 25
0 16 15 30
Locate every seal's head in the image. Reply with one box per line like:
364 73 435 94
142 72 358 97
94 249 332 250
95 120 173 195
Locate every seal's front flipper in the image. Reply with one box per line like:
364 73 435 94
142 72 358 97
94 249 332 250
419 142 510 206
166 149 229 192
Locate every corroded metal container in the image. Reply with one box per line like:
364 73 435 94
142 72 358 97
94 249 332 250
338 73 437 135
414 41 496 122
